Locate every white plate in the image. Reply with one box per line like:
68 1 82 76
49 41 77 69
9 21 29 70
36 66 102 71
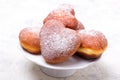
18 19 98 77
18 44 99 77
19 46 98 70
18 19 100 77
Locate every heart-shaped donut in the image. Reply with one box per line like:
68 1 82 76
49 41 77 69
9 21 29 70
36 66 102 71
43 8 78 29
77 30 108 59
19 27 41 54
57 4 75 15
40 20 81 64
75 20 85 30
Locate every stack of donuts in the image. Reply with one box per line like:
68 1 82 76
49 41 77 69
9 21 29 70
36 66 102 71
19 4 108 64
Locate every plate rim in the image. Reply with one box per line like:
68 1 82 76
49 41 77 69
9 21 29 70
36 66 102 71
18 43 99 70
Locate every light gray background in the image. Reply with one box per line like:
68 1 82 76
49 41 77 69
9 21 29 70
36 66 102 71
0 0 120 80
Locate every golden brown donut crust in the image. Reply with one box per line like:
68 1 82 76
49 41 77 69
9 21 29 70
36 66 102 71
40 20 81 64
43 8 78 29
57 4 75 15
75 20 85 30
77 30 108 59
19 27 40 54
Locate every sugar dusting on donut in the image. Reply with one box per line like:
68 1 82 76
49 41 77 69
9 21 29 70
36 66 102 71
19 27 40 46
42 30 80 59
19 27 41 54
78 30 108 50
43 7 78 29
57 4 75 15
40 20 81 61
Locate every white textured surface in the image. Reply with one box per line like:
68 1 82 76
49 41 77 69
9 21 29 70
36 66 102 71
0 0 120 80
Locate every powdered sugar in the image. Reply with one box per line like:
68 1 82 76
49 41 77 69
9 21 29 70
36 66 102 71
43 6 78 29
57 4 75 15
40 20 80 60
78 30 108 50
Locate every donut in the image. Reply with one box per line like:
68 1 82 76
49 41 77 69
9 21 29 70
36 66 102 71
58 4 75 15
43 8 78 29
40 19 81 64
77 30 108 59
75 20 85 30
19 27 41 54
